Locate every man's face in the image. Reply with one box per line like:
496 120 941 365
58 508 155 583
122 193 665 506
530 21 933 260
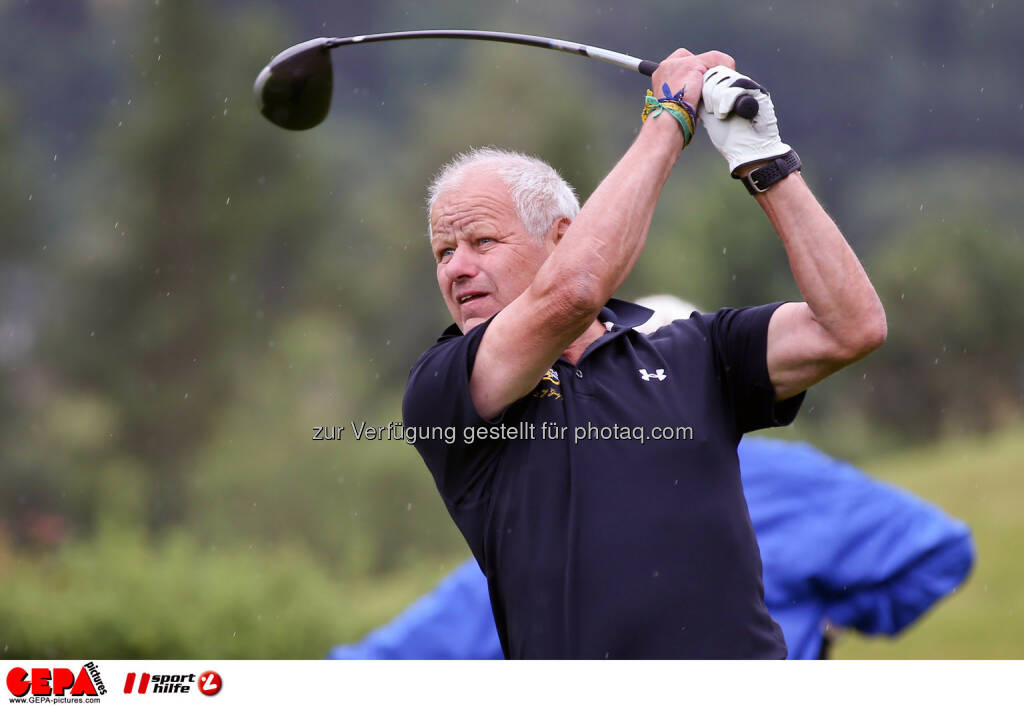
430 168 559 332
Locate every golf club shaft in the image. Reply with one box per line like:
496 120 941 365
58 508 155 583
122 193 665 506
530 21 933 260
323 30 660 76
255 30 760 130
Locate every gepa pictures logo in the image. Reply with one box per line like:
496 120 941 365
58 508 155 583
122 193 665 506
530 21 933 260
6 662 107 698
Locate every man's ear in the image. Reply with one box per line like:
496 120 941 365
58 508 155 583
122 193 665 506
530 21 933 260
553 217 571 244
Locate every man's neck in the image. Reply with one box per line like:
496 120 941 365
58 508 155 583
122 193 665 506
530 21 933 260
562 319 608 366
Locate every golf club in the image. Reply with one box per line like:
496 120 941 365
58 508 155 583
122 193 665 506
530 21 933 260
254 30 760 130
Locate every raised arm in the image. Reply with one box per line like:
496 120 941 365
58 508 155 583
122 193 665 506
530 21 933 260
698 67 886 402
757 174 886 400
466 50 734 419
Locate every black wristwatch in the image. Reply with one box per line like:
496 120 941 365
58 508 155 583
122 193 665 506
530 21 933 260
736 150 801 195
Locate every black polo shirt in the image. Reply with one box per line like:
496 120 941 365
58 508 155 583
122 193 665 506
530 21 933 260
403 299 804 659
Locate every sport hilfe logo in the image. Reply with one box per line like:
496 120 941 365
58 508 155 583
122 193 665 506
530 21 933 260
123 670 221 696
6 662 107 697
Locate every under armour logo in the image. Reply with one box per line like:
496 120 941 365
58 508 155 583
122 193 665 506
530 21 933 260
639 368 667 382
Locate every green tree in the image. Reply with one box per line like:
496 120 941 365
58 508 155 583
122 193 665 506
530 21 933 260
37 2 358 530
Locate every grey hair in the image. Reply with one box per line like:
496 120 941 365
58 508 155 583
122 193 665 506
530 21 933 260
426 147 580 239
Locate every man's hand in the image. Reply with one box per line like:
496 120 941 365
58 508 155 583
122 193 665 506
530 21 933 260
650 49 736 127
699 66 791 175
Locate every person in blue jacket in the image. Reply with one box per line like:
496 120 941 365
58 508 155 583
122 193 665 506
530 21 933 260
329 297 974 660
328 436 974 660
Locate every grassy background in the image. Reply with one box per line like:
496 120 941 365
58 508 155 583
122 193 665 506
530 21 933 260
0 530 458 659
832 424 1024 659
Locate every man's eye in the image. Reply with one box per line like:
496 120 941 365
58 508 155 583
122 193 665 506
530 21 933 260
478 237 494 246
438 248 454 263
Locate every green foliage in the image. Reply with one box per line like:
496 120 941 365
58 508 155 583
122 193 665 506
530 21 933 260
29 2 379 532
844 157 1024 439
0 529 459 659
865 220 1024 437
1 0 1023 660
184 312 465 574
0 91 34 259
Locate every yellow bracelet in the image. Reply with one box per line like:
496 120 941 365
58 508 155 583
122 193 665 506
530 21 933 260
641 90 693 147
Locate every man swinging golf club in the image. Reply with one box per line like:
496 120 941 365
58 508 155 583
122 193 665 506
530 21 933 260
403 48 887 658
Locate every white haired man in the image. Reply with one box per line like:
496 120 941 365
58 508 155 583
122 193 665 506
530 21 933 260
403 49 886 658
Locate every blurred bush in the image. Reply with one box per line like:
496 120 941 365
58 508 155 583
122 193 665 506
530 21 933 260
0 528 459 658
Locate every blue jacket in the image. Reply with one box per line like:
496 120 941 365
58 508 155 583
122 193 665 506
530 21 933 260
328 437 974 659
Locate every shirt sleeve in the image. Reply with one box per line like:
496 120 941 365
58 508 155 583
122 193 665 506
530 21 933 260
402 319 505 508
702 302 805 433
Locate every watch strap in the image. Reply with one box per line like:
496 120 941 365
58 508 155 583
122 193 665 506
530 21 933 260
737 150 801 194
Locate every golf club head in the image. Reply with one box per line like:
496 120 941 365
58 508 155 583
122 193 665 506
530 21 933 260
254 37 334 130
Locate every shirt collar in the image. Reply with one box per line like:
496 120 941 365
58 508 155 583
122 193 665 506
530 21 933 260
598 298 655 330
438 298 654 342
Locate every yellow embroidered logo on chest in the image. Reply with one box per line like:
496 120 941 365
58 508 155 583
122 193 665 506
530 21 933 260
531 368 563 400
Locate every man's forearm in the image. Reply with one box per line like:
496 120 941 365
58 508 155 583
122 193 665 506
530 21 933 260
756 172 886 353
530 117 684 311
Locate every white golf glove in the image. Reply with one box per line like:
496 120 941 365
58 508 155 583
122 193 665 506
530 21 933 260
699 66 791 175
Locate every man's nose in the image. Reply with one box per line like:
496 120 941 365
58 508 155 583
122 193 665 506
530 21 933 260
445 244 479 280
